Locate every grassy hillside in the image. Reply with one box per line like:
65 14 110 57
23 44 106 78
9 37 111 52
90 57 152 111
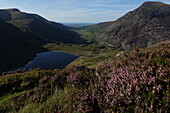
0 19 46 73
44 43 118 67
0 41 169 112
73 21 113 43
0 9 84 44
80 21 113 34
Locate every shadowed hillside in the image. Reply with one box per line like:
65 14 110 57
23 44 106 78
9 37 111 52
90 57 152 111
0 8 83 44
0 19 46 73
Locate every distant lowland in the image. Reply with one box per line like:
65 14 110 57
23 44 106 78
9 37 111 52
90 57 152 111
63 23 96 27
0 1 169 112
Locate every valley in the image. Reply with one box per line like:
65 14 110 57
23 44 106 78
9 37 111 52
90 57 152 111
0 1 169 113
44 43 119 67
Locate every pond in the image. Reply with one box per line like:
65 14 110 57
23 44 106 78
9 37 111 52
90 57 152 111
21 51 78 70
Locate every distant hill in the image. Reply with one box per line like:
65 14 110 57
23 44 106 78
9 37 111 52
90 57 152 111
80 21 113 34
0 19 46 73
97 2 170 49
63 23 96 28
75 21 113 43
0 8 82 44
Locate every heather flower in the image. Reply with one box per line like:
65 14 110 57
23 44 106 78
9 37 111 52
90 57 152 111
67 73 80 82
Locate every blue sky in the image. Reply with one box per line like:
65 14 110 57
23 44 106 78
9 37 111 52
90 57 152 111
0 0 170 23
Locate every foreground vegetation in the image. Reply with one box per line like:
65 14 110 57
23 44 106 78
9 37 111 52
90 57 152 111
0 41 169 113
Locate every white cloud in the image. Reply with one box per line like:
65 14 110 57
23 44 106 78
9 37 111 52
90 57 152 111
0 0 159 23
162 0 170 1
90 4 137 8
44 7 128 23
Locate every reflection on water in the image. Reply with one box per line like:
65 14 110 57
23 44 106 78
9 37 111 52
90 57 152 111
22 51 78 70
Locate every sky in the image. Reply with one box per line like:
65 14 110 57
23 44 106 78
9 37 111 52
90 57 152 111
0 0 170 23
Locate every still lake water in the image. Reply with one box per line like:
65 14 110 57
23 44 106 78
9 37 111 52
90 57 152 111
21 51 78 70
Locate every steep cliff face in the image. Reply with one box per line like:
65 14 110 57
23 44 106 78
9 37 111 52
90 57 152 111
98 2 170 49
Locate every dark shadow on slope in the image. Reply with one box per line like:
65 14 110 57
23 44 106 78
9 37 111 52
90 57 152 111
0 19 48 74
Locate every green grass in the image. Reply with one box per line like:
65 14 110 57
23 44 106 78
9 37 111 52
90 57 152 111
0 91 25 109
74 29 96 43
18 87 81 113
44 43 120 67
69 51 119 67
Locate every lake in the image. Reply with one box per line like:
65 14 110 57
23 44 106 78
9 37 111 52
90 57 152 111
21 51 78 70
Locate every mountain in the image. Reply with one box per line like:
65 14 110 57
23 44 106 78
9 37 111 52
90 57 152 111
0 8 82 43
98 2 170 49
73 21 113 43
0 19 46 73
64 23 96 28
80 21 113 33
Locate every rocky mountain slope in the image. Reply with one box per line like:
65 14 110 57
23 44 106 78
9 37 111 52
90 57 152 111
0 9 82 43
98 2 170 49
